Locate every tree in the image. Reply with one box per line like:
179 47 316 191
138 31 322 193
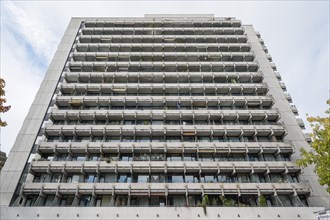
0 78 11 127
296 100 330 193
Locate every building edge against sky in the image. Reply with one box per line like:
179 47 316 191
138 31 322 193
0 15 329 219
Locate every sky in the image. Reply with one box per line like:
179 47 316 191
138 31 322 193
0 1 329 154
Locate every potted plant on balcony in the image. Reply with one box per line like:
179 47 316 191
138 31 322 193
258 194 266 207
198 195 209 215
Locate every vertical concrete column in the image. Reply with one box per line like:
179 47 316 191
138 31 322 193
244 25 329 208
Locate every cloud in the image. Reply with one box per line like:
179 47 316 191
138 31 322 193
2 1 60 64
1 26 44 154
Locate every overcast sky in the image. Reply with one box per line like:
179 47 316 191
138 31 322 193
0 1 329 154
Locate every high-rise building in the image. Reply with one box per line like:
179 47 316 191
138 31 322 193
0 15 329 220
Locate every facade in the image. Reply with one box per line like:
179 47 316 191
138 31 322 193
0 151 7 172
0 15 329 219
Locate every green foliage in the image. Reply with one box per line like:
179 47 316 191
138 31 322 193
296 100 330 193
0 78 11 127
220 196 236 207
199 195 209 215
258 195 266 207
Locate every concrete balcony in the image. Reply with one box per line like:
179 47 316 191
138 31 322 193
50 109 280 122
81 27 245 36
273 71 282 80
43 124 285 137
304 133 312 143
22 182 309 195
284 93 292 103
38 141 294 155
78 35 248 44
296 118 305 129
71 51 255 62
279 82 286 91
75 42 251 53
64 71 263 84
84 19 242 28
29 160 300 174
266 53 272 61
67 61 259 73
60 83 268 96
262 45 268 53
290 105 298 115
55 95 274 108
270 62 277 71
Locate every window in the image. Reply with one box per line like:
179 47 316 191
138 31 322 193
201 174 217 183
43 194 55 206
199 154 213 161
150 174 165 183
185 174 199 183
298 195 308 207
237 174 250 183
282 154 291 161
80 195 91 207
131 196 149 207
289 173 299 183
198 136 210 142
134 153 150 161
122 136 134 142
249 154 259 161
118 174 131 183
96 195 112 207
228 136 240 142
136 137 150 142
166 136 181 142
51 173 62 183
67 174 80 183
93 136 103 142
150 196 166 207
218 174 229 183
152 120 163 125
115 196 128 206
60 195 75 206
96 120 106 125
263 154 275 161
33 173 47 183
265 195 273 207
168 195 186 206
85 174 97 183
270 174 283 183
99 174 116 183
57 153 68 161
257 136 269 142
47 136 60 142
258 174 266 183
72 154 86 161
121 154 133 161
150 153 165 161
168 175 184 183
167 154 182 161
89 154 100 161
183 153 197 161
278 195 292 206
106 136 120 142
53 120 65 125
25 195 38 206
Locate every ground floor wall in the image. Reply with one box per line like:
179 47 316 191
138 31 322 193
0 206 325 220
